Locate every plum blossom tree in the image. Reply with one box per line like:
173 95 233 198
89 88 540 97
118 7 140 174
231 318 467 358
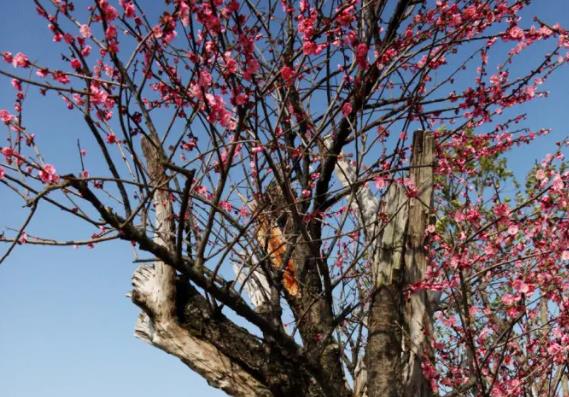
0 0 568 396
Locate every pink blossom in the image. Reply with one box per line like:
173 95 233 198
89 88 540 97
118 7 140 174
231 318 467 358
105 25 117 40
120 0 136 18
507 224 519 236
335 5 354 26
493 203 510 218
403 178 418 198
0 109 14 124
303 41 325 55
243 58 259 80
547 343 566 364
239 206 250 217
501 293 517 306
551 174 564 192
79 24 92 38
70 58 82 70
508 26 525 40
199 70 212 87
162 30 177 45
535 169 546 180
512 279 530 294
280 65 296 86
89 84 110 106
11 79 22 91
1 147 15 162
179 0 190 26
233 92 248 106
106 133 118 144
2 51 13 64
182 138 197 151
194 185 211 199
355 43 368 68
462 5 477 20
12 52 30 68
18 232 28 244
52 71 70 84
223 52 238 74
374 176 386 189
450 13 462 27
64 34 74 45
251 146 263 154
81 45 92 57
219 201 233 212
0 166 5 179
342 102 352 116
99 0 119 20
38 164 59 184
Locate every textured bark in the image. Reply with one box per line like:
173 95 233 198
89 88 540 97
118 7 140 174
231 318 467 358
131 137 273 397
129 132 434 397
402 131 434 397
366 131 434 397
367 282 404 397
175 279 325 396
132 267 272 397
128 137 340 397
288 245 349 397
260 184 352 397
366 184 408 397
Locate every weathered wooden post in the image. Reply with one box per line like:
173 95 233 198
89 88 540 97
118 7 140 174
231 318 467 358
403 131 435 397
366 130 434 397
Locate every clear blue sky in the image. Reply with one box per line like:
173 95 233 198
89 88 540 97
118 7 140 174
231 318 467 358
0 2 568 397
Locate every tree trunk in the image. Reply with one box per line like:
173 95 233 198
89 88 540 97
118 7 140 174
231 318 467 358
130 132 434 397
131 137 273 397
366 131 434 397
402 131 434 397
366 183 408 397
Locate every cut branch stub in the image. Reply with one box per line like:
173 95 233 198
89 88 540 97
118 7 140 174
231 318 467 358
131 137 273 397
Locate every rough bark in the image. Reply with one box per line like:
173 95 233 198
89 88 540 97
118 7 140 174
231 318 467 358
127 137 343 397
131 137 273 397
366 184 408 397
366 131 434 397
259 183 352 397
402 131 434 397
174 278 325 396
125 132 434 397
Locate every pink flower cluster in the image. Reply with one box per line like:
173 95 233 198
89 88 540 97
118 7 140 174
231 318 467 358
38 164 59 184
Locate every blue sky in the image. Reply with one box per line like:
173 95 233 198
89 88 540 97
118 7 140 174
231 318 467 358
0 2 568 397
